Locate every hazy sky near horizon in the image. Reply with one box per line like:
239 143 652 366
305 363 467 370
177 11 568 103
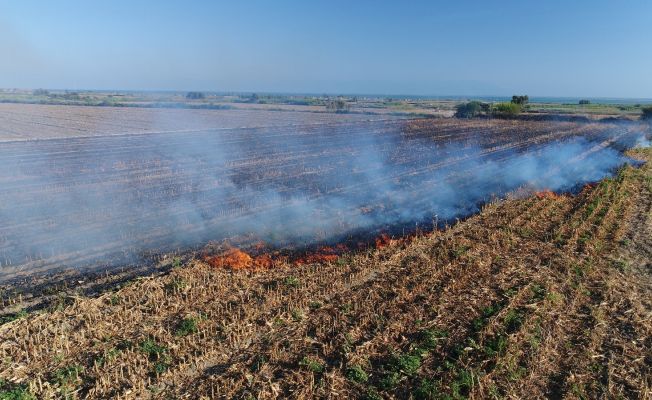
1 1 651 97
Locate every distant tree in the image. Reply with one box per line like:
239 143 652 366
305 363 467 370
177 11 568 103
326 99 350 113
511 95 529 105
33 88 49 96
248 93 259 103
641 106 652 120
186 92 205 100
454 101 486 118
579 99 591 105
62 92 81 100
493 102 522 117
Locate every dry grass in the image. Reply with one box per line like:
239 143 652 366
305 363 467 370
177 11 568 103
1 149 650 399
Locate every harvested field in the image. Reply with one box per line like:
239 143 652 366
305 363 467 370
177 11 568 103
0 113 648 289
0 146 649 399
0 103 394 142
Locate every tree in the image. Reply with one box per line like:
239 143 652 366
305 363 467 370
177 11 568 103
641 106 652 120
454 101 486 118
62 92 81 100
511 95 529 105
579 99 591 105
326 99 350 113
493 102 522 117
186 92 205 100
33 88 49 96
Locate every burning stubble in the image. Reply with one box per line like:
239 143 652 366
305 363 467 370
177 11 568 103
0 117 649 280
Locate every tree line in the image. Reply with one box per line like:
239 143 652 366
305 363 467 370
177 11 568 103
454 95 528 118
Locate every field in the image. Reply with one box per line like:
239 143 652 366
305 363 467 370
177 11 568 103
0 91 458 120
3 89 651 121
0 103 650 399
0 103 393 141
0 108 646 289
0 147 649 399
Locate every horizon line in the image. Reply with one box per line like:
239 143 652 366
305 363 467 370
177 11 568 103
1 87 651 102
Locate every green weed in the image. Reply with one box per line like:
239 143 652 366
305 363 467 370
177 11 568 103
451 245 470 258
284 276 300 288
165 277 187 292
0 310 28 325
175 317 199 336
503 309 524 333
94 348 120 367
0 379 36 400
379 371 401 389
391 353 421 376
308 301 322 310
140 339 167 357
530 284 546 301
419 328 448 350
299 356 324 373
484 334 507 357
346 365 368 383
413 378 440 399
363 388 384 400
451 368 475 399
53 365 83 386
290 309 304 322
139 338 171 374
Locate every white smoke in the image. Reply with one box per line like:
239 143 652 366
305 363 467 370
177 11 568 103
0 118 648 281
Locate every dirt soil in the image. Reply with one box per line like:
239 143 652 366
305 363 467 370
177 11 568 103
0 148 650 399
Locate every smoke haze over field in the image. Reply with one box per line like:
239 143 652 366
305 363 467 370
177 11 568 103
0 117 649 281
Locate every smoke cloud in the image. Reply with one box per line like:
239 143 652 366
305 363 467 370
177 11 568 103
0 118 648 281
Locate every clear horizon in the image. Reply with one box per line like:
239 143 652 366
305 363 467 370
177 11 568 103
4 88 652 103
2 1 651 98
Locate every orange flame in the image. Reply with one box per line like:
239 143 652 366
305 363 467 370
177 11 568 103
205 246 280 270
295 245 348 265
205 248 253 270
535 190 558 199
374 233 392 248
204 234 401 270
252 253 274 269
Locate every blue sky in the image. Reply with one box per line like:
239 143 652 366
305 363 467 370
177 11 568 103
1 1 651 97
